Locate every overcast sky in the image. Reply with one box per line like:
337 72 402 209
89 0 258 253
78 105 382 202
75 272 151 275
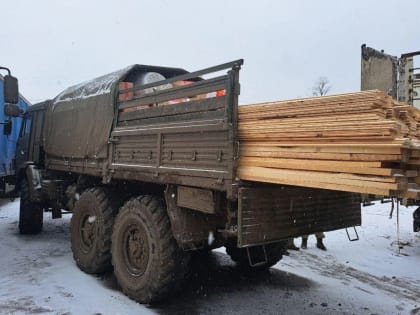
2 0 419 104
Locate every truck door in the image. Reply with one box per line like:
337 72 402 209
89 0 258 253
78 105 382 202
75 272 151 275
15 114 32 171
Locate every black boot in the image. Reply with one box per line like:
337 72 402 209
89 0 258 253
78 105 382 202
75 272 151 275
301 238 308 249
316 238 327 250
287 240 300 251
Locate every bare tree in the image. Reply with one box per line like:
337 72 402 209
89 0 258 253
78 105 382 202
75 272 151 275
312 76 331 96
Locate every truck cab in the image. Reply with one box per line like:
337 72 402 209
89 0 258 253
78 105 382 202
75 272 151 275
0 68 29 197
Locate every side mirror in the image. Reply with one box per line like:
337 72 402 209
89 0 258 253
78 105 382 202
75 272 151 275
4 103 23 117
4 74 19 104
3 120 12 135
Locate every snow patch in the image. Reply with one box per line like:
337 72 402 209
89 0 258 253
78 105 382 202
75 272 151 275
208 231 215 246
55 65 133 103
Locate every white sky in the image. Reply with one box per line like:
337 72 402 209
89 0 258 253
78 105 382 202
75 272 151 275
2 0 419 104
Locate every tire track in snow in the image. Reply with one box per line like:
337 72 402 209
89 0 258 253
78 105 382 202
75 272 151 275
296 251 420 303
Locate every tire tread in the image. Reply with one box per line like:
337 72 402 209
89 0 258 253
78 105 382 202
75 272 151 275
112 195 189 303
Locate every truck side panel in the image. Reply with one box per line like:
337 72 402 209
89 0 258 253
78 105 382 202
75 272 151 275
110 62 241 198
238 185 361 247
43 61 242 198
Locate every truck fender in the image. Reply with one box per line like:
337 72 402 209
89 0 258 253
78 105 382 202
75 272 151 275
24 164 42 203
164 184 223 250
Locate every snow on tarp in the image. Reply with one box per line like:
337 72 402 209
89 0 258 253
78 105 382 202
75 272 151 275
45 63 188 164
46 65 137 160
54 66 132 104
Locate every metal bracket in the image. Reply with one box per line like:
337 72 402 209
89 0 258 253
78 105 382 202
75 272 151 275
246 245 268 267
217 150 223 162
345 226 359 242
380 197 392 204
234 141 240 160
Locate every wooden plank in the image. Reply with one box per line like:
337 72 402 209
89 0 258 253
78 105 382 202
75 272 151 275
401 190 420 199
238 122 400 133
240 149 402 162
238 166 402 190
241 143 407 154
240 156 384 168
237 166 394 196
239 90 387 110
239 157 400 176
238 113 384 125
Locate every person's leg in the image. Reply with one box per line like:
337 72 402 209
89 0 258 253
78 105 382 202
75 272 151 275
301 235 308 249
287 238 299 251
315 232 326 250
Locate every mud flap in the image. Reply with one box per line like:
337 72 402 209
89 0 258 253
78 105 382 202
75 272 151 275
25 165 42 203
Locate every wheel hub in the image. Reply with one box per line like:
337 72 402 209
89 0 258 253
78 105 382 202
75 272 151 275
80 214 96 251
124 224 149 276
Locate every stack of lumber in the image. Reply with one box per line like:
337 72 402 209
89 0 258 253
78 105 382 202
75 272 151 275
237 90 420 199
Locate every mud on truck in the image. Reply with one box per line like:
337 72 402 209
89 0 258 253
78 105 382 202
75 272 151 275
15 60 361 303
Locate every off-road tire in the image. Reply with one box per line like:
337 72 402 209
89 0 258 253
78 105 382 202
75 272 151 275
226 241 287 270
111 195 189 304
19 179 43 234
71 187 115 274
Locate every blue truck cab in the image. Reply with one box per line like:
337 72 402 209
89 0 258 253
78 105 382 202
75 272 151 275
0 71 29 197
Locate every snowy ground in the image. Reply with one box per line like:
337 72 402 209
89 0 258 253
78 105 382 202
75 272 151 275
0 198 419 315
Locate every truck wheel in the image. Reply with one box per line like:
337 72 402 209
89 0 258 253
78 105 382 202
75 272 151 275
19 179 43 234
111 195 189 304
226 241 287 270
71 187 115 274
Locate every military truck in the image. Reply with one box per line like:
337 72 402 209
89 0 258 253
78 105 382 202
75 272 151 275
16 60 361 303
